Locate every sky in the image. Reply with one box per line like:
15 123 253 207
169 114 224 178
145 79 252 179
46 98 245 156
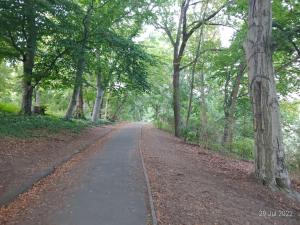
135 25 235 48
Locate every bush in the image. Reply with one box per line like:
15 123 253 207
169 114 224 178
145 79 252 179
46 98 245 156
154 120 174 133
231 137 254 160
0 102 19 114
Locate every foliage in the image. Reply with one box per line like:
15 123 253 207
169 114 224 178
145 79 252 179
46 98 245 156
0 0 299 176
0 103 19 114
0 113 90 138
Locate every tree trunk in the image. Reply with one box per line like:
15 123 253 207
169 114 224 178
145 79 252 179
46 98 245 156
92 72 104 122
222 111 233 148
104 92 110 120
74 85 85 119
99 94 105 119
21 0 37 115
199 70 208 147
111 94 127 121
65 46 86 119
173 61 181 137
34 86 41 107
245 0 290 189
222 63 246 150
65 5 92 120
21 75 34 115
154 104 159 122
185 32 203 131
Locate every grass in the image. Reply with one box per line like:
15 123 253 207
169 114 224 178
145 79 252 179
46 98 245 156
0 101 116 138
0 113 91 138
0 102 20 114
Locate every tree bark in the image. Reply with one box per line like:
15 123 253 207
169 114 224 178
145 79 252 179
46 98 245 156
34 86 41 107
21 75 34 115
245 0 290 189
21 0 37 115
173 61 181 137
74 85 85 119
199 69 208 147
222 63 246 150
92 72 104 122
104 92 110 120
65 5 92 120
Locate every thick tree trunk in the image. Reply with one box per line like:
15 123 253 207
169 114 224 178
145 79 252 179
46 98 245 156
245 0 290 188
21 75 34 115
65 5 92 120
173 61 181 137
21 0 37 115
65 55 85 119
92 72 104 122
99 94 105 119
222 63 246 149
74 85 85 119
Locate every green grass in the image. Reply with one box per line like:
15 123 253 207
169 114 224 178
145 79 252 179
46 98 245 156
0 101 115 138
0 113 94 138
0 102 20 114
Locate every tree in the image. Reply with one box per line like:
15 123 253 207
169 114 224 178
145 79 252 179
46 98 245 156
65 1 93 120
0 0 78 115
222 61 246 149
91 70 105 122
156 0 231 137
185 25 204 133
244 0 290 188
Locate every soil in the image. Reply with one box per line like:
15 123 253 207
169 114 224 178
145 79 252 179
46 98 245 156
141 125 300 225
0 124 116 206
1 123 300 225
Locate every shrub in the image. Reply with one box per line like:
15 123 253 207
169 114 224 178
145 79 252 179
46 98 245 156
0 102 19 114
231 137 254 160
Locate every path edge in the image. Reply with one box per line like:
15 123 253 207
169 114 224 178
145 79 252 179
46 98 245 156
0 123 121 207
138 125 158 225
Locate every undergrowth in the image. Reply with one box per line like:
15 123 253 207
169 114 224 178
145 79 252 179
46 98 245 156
0 112 113 138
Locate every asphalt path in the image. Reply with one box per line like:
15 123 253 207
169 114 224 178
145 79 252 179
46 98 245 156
29 123 150 225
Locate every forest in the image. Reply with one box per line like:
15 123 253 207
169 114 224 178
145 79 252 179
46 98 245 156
0 0 300 224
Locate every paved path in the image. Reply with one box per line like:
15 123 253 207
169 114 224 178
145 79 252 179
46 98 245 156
2 123 151 225
49 123 149 225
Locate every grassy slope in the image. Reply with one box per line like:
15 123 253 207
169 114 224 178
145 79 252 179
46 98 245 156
0 114 90 138
0 103 112 138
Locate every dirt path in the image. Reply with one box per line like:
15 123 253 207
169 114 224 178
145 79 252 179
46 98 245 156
141 125 300 225
0 123 150 225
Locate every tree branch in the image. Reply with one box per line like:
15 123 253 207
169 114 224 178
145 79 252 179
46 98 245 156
180 48 225 70
186 0 233 39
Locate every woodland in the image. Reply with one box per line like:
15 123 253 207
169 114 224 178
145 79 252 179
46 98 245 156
0 0 299 193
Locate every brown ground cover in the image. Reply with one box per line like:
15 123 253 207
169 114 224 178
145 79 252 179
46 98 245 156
141 125 300 225
0 124 116 206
